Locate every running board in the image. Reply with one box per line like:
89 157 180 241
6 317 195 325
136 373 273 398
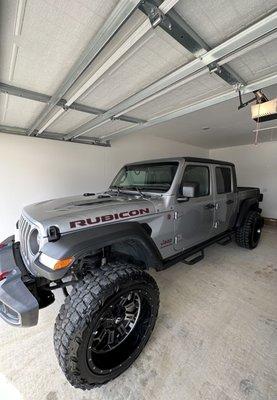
217 235 232 246
181 250 204 265
161 229 234 270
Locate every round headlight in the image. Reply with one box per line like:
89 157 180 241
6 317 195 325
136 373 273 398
29 229 40 255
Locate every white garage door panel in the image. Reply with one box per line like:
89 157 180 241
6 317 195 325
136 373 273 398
126 74 230 120
0 94 45 128
46 109 97 134
1 0 118 94
84 119 133 138
227 38 277 83
0 0 17 83
78 26 193 110
174 0 277 48
63 9 148 103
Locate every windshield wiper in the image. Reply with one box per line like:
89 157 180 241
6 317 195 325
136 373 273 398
123 186 148 198
134 186 144 198
109 185 124 195
110 185 149 198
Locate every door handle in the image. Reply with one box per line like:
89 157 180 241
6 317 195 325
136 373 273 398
226 199 234 205
204 203 215 209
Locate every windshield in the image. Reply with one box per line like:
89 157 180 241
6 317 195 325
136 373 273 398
110 162 179 193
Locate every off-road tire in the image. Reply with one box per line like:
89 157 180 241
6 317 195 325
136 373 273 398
54 262 159 390
235 210 263 249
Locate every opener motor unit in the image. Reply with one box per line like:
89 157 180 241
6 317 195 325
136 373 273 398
251 98 277 122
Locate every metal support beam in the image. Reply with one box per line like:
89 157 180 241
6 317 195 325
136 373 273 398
63 11 277 141
139 0 245 86
0 124 110 147
30 0 179 137
102 73 277 140
0 82 146 124
26 0 141 136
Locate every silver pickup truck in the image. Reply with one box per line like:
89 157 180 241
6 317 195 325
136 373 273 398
0 157 263 389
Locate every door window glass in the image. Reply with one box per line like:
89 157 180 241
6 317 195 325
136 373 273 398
182 165 210 197
216 167 232 194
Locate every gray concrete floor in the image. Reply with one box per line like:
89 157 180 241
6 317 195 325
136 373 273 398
1 226 277 400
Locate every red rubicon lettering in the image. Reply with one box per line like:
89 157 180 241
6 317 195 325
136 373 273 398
69 208 151 229
69 219 86 228
87 217 101 225
101 214 114 222
119 211 129 218
139 208 150 215
129 209 139 216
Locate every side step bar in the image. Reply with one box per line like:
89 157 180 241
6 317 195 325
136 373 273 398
161 229 235 270
217 235 232 246
181 250 204 265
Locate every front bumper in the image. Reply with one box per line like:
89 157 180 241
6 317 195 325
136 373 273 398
0 236 39 327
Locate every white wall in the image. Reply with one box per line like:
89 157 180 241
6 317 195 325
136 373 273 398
0 132 208 238
210 142 277 219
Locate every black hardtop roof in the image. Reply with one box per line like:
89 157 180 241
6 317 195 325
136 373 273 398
127 157 235 167
184 157 235 167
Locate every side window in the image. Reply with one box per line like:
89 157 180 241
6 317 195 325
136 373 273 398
182 165 210 197
216 167 232 194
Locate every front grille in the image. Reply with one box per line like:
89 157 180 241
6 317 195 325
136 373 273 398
19 215 32 267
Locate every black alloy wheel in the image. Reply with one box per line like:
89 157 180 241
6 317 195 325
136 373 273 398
54 262 159 390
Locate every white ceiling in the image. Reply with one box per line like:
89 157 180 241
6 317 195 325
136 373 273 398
0 0 277 148
135 84 277 149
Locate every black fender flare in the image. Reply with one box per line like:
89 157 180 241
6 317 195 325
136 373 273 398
38 222 163 279
235 198 260 228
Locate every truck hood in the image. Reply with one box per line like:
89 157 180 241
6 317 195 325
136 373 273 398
23 192 157 236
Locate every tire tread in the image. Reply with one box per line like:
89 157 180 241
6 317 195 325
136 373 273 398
235 210 261 249
54 262 159 390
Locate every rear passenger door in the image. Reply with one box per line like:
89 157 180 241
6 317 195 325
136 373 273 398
213 165 236 233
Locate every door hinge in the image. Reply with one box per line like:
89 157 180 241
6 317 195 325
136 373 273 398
174 211 179 220
213 221 219 229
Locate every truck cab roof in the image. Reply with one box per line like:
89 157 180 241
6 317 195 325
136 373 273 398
127 157 235 167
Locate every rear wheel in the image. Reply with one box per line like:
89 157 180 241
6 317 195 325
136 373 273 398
54 262 159 390
236 210 263 249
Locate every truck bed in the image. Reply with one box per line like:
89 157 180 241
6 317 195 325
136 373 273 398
237 186 261 202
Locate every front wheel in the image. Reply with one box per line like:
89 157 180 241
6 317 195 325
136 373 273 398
54 262 159 390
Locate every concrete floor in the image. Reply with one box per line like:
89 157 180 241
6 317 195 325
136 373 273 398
1 226 277 400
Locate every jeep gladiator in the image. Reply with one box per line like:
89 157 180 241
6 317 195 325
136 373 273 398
0 157 263 389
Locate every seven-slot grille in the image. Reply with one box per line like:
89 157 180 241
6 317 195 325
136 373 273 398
19 215 32 266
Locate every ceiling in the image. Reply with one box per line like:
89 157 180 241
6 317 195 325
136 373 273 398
0 0 277 149
135 84 277 149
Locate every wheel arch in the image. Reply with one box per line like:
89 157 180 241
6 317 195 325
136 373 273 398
40 222 163 277
235 198 261 228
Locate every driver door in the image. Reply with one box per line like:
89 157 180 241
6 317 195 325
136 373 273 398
174 163 215 251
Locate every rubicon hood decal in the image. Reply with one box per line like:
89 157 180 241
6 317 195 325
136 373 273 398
22 193 156 235
70 208 150 229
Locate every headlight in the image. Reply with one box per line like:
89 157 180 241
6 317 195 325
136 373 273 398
39 253 74 270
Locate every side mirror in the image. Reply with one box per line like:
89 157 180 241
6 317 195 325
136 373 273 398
178 182 197 202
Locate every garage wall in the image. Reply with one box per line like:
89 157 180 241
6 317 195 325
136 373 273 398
210 142 277 219
0 132 208 238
